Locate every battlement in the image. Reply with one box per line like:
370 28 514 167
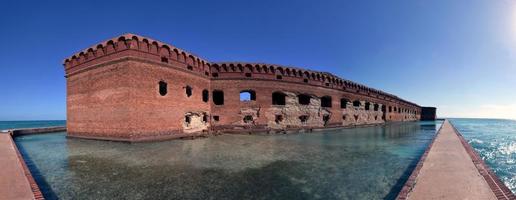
211 62 419 108
63 33 210 76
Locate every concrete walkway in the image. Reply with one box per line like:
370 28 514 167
0 134 36 200
407 120 497 200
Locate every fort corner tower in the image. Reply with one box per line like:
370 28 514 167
63 33 427 142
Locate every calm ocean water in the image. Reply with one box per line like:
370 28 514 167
15 121 441 200
0 120 65 131
450 118 516 193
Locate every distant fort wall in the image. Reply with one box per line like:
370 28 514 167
63 33 424 142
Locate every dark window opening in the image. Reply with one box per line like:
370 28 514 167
374 104 379 111
212 73 219 77
272 92 286 105
245 73 252 77
276 75 283 80
187 65 193 71
213 90 224 105
325 83 330 87
389 106 392 112
243 115 253 123
298 94 311 105
240 90 256 101
159 81 167 96
185 86 193 97
303 79 309 83
365 102 371 110
205 72 209 76
353 100 361 107
202 114 208 123
375 116 378 120
342 115 347 120
161 57 169 63
323 115 330 126
213 116 220 121
321 96 332 108
275 115 283 124
354 115 359 121
341 99 349 109
185 116 191 127
202 89 209 102
299 115 309 124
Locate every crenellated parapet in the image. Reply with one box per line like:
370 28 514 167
63 33 211 77
211 62 420 108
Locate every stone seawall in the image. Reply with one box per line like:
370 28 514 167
0 133 44 200
10 126 66 137
397 120 515 200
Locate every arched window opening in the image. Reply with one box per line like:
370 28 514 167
240 90 256 101
185 116 191 127
187 65 193 71
202 114 208 123
353 100 361 108
243 115 253 123
161 57 168 63
213 90 224 105
323 114 331 126
374 104 379 111
275 115 283 124
272 92 286 105
158 81 167 96
202 89 209 102
365 102 371 110
299 115 309 124
276 75 283 80
389 106 392 112
213 116 220 121
298 94 311 105
321 96 332 108
303 79 309 83
185 86 193 97
341 98 349 109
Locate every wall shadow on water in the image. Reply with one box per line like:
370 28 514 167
16 143 60 200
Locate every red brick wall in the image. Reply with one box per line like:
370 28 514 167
64 33 422 141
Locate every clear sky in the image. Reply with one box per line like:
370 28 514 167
1 0 516 120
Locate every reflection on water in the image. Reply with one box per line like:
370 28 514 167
450 118 516 193
15 121 441 200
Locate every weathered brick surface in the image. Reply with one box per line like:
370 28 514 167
63 33 425 142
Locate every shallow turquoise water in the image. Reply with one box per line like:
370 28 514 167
0 120 65 131
449 118 516 193
15 121 441 200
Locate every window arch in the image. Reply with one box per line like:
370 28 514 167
213 90 224 105
272 92 286 105
340 98 349 109
240 90 256 101
158 81 167 96
365 102 371 110
374 104 379 111
202 89 209 102
321 96 332 108
298 94 311 105
353 100 361 108
185 85 193 97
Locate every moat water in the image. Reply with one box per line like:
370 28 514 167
14 121 442 200
449 119 516 193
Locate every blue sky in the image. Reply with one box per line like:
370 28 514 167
1 0 516 120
